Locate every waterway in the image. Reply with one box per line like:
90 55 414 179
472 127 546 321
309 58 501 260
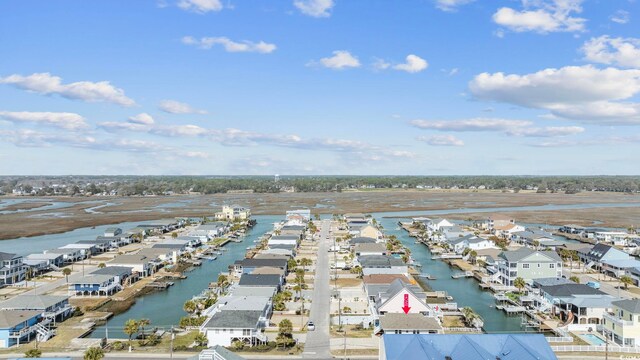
376 213 525 333
89 214 282 339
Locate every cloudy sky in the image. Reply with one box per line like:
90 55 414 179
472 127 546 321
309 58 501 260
1 0 639 175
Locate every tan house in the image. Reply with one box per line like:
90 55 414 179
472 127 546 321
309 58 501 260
215 205 251 221
604 299 640 347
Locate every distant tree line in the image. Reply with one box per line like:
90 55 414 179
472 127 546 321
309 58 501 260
1 175 640 196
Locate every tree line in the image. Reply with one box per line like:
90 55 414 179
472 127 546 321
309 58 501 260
3 175 640 196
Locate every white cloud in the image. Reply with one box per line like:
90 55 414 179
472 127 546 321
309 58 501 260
410 118 532 131
435 0 474 12
0 111 88 130
177 0 223 13
180 151 212 159
128 113 155 125
393 55 428 73
419 134 465 146
469 65 640 124
582 36 640 69
151 124 210 137
610 10 630 24
182 36 276 53
159 99 208 114
316 50 360 70
294 0 334 18
0 73 135 106
506 126 585 137
493 0 586 34
372 58 391 71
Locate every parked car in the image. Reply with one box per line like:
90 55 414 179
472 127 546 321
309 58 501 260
307 321 315 331
586 281 601 289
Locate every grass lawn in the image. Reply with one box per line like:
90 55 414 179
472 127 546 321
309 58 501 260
330 325 373 338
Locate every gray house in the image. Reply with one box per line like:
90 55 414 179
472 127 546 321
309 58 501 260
497 248 563 286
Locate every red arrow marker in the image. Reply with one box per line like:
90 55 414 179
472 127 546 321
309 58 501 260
402 293 411 314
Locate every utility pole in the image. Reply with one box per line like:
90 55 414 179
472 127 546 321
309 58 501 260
170 325 174 359
343 326 347 360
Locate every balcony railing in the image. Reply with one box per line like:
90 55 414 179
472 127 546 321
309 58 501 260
604 312 635 326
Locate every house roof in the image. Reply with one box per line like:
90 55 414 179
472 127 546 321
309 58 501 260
270 235 300 241
202 310 263 329
355 243 387 253
613 299 640 314
110 254 152 265
381 334 557 360
379 314 442 332
587 243 629 261
358 255 405 268
69 274 115 285
218 296 271 312
230 286 277 298
0 295 69 310
494 223 519 231
251 267 286 276
234 258 288 268
238 274 281 287
363 274 411 285
0 252 19 261
533 277 574 287
91 266 132 276
499 248 561 263
540 284 605 297
0 310 41 328
350 237 377 244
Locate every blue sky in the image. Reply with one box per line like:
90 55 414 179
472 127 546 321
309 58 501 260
0 0 639 175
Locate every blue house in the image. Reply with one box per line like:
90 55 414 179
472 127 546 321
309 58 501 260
0 310 42 348
0 295 73 325
380 334 557 360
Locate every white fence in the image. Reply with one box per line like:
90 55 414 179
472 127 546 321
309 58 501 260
545 336 573 343
552 345 640 353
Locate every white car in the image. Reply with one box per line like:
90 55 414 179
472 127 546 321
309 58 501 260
307 321 315 331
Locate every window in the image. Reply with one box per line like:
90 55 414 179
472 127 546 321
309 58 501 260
537 263 541 268
243 329 251 336
549 264 555 269
523 264 530 269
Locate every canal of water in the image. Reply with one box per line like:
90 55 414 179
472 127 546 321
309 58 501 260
89 214 282 339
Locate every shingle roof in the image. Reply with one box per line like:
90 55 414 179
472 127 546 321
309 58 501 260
238 274 281 287
354 243 387 253
0 252 19 261
499 248 561 262
613 299 640 314
350 237 377 244
234 258 288 268
363 274 411 285
540 284 605 297
0 310 41 328
379 314 442 332
202 310 263 329
91 266 132 276
358 255 405 268
0 295 69 310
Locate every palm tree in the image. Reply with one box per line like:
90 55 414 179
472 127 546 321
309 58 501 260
621 275 633 289
97 263 106 269
24 348 42 358
514 277 526 293
62 268 72 283
123 319 139 352
138 318 150 340
469 250 478 265
194 333 208 347
84 346 105 360
300 258 312 272
183 300 197 314
569 276 580 284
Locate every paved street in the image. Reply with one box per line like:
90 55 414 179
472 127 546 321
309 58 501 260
302 219 331 359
